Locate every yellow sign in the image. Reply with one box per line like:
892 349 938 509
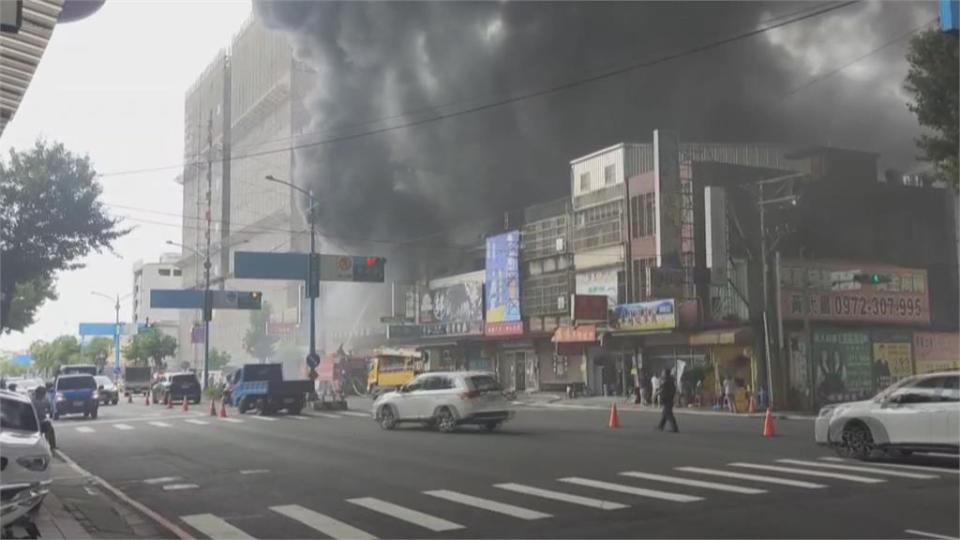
873 342 912 379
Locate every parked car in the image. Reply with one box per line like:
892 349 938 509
52 374 99 420
228 364 311 415
1 389 53 538
94 376 120 406
372 371 515 433
816 370 960 460
152 372 201 405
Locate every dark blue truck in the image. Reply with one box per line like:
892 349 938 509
52 374 99 420
228 364 312 415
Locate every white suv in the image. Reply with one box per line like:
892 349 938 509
815 371 960 459
373 371 515 433
1 389 53 536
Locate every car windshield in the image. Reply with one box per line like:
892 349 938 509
95 376 113 387
171 375 198 385
0 397 39 433
57 376 96 391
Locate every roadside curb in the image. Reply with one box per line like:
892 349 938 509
517 401 815 420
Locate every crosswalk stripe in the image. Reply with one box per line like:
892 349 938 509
184 419 209 426
777 459 939 479
148 421 172 428
558 477 702 503
904 528 960 540
270 504 377 540
424 489 552 520
219 418 243 423
314 412 342 419
675 467 826 489
620 471 767 494
339 411 370 417
75 426 94 433
114 424 134 431
821 457 960 474
181 513 255 539
729 463 885 483
347 497 464 531
494 483 628 510
246 415 277 422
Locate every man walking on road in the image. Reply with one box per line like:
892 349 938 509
656 369 678 432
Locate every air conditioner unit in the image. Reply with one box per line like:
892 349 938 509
555 238 565 252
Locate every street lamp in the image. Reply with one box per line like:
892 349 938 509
91 291 133 377
167 240 212 389
265 174 321 373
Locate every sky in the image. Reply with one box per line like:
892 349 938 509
0 0 252 351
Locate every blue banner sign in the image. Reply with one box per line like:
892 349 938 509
485 231 521 323
79 322 121 336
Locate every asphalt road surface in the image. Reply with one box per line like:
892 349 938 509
52 398 959 539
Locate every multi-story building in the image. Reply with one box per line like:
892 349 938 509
132 254 183 339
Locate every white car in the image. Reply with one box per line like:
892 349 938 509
372 371 515 433
815 371 959 460
1 389 53 535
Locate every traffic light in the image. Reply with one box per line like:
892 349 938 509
852 273 891 285
237 291 263 309
352 256 385 282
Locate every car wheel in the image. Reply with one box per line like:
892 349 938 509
83 411 89 419
483 421 502 432
840 421 876 460
90 408 98 420
257 399 272 416
112 398 119 405
238 397 251 414
435 407 456 433
377 405 398 430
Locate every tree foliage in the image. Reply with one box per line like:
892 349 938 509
82 336 114 371
122 328 177 370
208 348 232 371
0 139 128 333
29 335 81 375
904 30 959 187
242 301 277 363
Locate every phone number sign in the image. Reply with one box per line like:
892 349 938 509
782 291 929 324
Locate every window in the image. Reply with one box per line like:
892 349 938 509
0 398 38 433
579 172 591 192
942 376 960 402
159 268 171 276
604 164 616 185
56 376 96 391
467 375 502 392
173 269 183 276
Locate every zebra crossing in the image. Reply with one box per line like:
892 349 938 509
175 456 958 539
66 410 371 434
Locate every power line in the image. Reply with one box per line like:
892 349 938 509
96 1 859 179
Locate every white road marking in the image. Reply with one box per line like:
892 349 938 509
675 467 826 489
114 424 134 431
347 497 464 531
239 469 270 475
148 421 173 428
181 513 254 539
143 477 181 485
270 504 377 540
905 529 960 540
424 489 552 520
777 459 939 479
183 419 209 426
729 463 885 484
75 426 95 433
288 415 309 420
314 412 342 419
339 411 371 417
246 415 276 422
163 484 199 491
494 483 627 510
218 417 243 423
558 478 702 503
821 457 960 474
620 471 767 494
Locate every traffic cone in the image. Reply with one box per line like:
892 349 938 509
219 397 227 418
762 407 776 438
182 397 189 413
209 399 217 417
608 403 620 429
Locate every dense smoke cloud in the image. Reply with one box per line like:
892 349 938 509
256 0 934 245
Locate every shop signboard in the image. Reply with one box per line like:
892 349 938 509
611 299 676 332
414 281 484 337
812 329 873 404
552 325 597 343
485 321 525 336
779 260 929 325
485 231 521 323
571 294 608 321
871 330 913 390
913 332 960 374
575 269 618 310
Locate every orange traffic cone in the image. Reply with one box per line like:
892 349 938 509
608 403 621 429
762 407 776 438
219 397 227 418
209 400 217 416
182 397 189 413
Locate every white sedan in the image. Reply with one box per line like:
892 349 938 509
1 389 53 536
815 370 959 460
373 371 515 432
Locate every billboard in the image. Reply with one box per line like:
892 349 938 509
485 231 521 323
418 281 484 337
611 299 677 332
779 261 930 325
654 129 681 267
812 329 873 404
871 330 913 390
913 332 960 374
572 294 608 321
576 269 618 309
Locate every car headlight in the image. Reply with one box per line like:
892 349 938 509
17 455 49 472
818 404 838 418
55 392 65 402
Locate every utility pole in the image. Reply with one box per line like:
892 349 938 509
91 291 131 377
758 182 774 407
203 111 213 390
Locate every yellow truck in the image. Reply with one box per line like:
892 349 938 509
367 347 424 395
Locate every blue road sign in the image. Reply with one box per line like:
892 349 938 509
79 322 119 336
942 0 959 32
234 251 309 280
14 354 33 366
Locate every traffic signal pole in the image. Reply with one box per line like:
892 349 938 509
308 188 317 363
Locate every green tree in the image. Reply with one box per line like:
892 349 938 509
904 30 959 187
0 139 128 333
82 336 114 372
122 328 177 370
242 301 277 363
208 348 232 371
29 335 81 375
0 353 29 378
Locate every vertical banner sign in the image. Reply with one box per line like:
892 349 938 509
485 231 521 323
787 332 811 400
654 129 681 267
812 329 873 405
871 331 913 390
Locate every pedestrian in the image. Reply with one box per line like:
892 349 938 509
32 386 55 449
724 376 737 413
639 369 651 406
651 373 661 407
656 369 679 432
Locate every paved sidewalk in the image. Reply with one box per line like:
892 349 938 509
515 393 815 420
36 491 92 540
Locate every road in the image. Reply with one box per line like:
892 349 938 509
50 397 959 540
